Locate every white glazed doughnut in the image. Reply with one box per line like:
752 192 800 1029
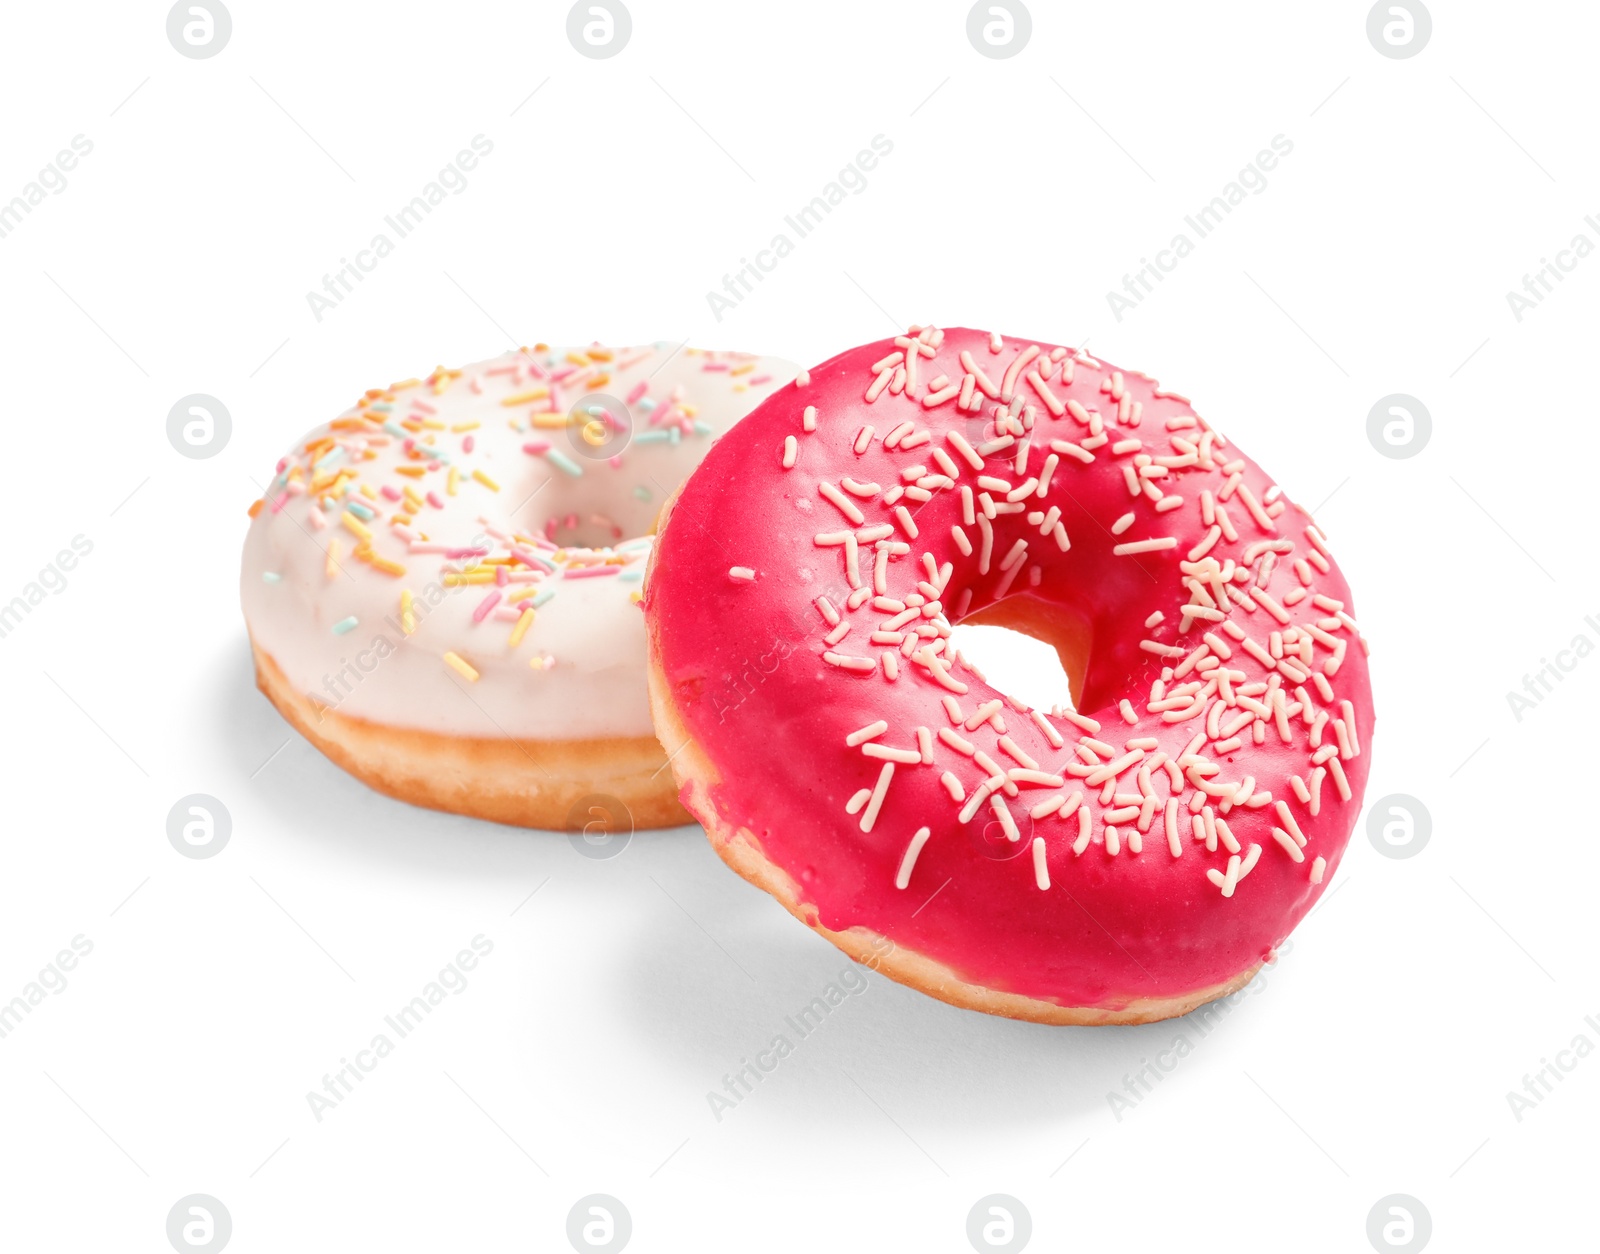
241 343 797 829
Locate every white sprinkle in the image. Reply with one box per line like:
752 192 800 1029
1113 537 1178 556
1274 800 1306 846
803 405 818 432
958 782 993 824
782 436 797 468
860 763 894 832
1072 806 1092 855
728 566 756 581
997 735 1040 770
1236 482 1275 532
895 827 933 889
994 560 1029 611
1328 755 1351 801
992 795 1021 842
1085 749 1144 787
1000 344 1041 400
846 720 888 747
946 430 986 472
1020 369 1062 418
820 481 865 524
1031 837 1051 889
1188 526 1222 561
1340 699 1361 756
1036 452 1059 497
1256 588 1291 625
972 514 994 574
1029 708 1065 749
1310 856 1326 884
930 448 961 480
1059 709 1101 735
938 727 976 755
845 788 871 816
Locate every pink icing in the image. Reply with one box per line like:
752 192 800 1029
648 326 1375 1010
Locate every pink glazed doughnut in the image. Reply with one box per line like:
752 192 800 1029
645 325 1374 1024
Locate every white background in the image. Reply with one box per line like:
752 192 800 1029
1 1 1595 1250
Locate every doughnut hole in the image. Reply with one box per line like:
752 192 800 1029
512 488 654 552
519 508 627 551
950 596 1094 714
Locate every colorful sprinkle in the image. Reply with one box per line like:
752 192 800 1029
443 651 479 681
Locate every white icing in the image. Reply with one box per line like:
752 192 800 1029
240 344 797 740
